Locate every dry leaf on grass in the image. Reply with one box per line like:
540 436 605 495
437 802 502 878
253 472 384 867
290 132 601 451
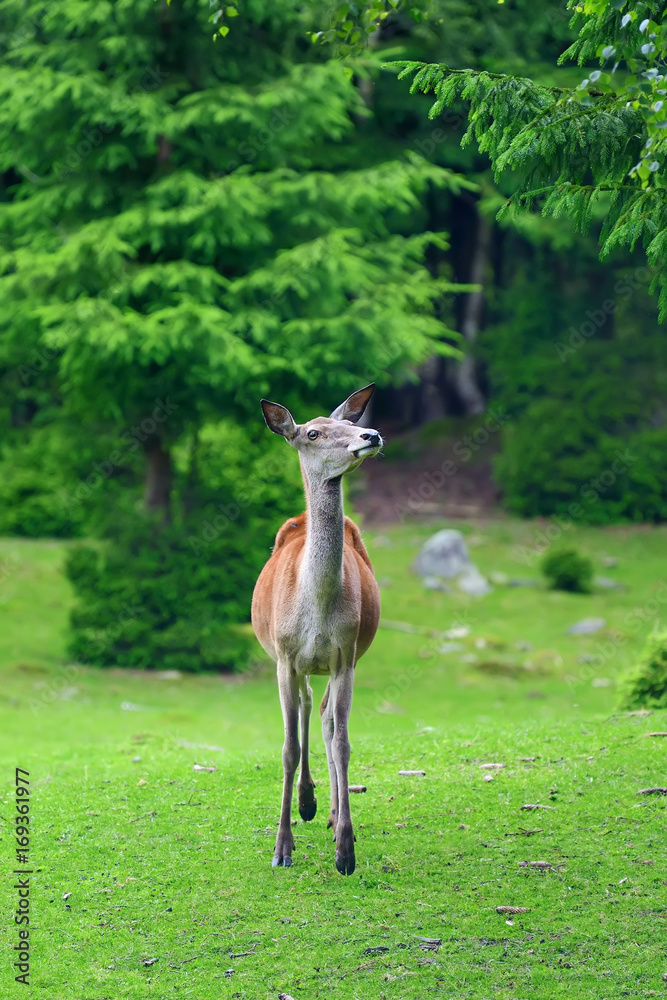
193 763 218 772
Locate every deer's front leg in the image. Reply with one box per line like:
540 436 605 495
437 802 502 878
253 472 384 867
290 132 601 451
273 664 299 868
330 666 355 876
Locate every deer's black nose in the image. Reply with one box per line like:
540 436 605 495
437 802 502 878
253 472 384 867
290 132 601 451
361 432 381 447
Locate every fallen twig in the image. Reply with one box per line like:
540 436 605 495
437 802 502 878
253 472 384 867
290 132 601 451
399 770 426 777
520 804 555 811
644 732 667 738
496 906 529 915
505 828 543 837
415 936 442 951
349 785 367 793
637 787 667 795
129 810 157 824
518 860 565 872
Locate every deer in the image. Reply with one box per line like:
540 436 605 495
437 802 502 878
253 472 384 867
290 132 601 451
251 384 382 875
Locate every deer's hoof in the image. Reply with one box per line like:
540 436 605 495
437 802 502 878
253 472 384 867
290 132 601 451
335 826 355 875
335 849 356 876
272 831 295 868
298 783 317 822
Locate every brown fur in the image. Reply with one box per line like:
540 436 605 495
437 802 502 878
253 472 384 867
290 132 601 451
251 513 380 672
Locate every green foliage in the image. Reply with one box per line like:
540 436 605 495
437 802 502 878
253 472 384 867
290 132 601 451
620 630 667 709
541 546 594 593
0 0 470 669
496 404 667 525
0 427 85 537
391 1 667 319
66 421 303 672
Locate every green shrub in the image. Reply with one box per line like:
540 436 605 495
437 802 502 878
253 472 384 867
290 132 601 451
619 632 667 710
541 546 593 593
65 421 303 672
496 405 667 525
0 427 86 538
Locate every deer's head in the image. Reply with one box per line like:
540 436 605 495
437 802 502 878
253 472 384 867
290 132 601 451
261 384 383 481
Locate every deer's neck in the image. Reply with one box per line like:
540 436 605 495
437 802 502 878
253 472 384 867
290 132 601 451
300 466 344 608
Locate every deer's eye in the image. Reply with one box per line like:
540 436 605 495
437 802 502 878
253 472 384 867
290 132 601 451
307 429 320 440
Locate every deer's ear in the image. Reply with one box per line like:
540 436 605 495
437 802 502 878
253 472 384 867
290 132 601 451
260 400 297 439
329 383 375 423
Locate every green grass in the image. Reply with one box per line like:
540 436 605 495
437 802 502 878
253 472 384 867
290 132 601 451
1 518 667 997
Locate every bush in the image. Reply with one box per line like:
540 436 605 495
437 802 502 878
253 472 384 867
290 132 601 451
65 420 303 672
0 425 90 537
496 404 667 525
541 546 593 593
619 632 667 710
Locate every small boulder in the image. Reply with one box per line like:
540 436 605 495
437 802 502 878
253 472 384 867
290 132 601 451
458 567 492 597
567 617 606 636
414 529 472 579
595 576 624 590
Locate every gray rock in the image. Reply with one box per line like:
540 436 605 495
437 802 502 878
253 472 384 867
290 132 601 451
414 529 472 579
457 567 492 597
423 576 450 592
438 642 464 654
567 617 606 636
595 576 624 590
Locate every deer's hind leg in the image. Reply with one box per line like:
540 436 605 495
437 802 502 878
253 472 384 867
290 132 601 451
297 675 317 821
320 680 339 835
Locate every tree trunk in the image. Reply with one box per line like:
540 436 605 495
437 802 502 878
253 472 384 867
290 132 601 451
453 207 490 415
144 436 172 522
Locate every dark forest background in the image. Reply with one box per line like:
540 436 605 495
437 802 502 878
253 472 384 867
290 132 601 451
1 0 666 671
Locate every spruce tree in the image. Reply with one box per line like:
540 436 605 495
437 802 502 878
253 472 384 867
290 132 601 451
0 0 466 669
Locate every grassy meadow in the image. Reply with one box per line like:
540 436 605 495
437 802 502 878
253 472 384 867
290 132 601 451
1 517 666 997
